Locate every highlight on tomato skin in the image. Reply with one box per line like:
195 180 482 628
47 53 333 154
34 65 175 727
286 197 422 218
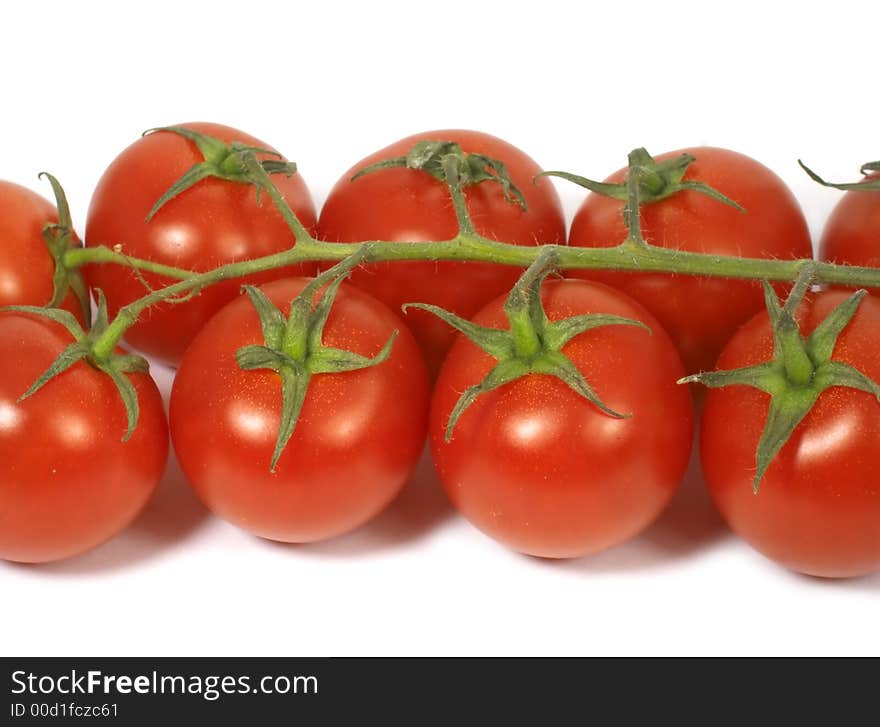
700 291 880 579
83 121 318 367
316 129 567 378
0 314 169 564
0 180 84 321
169 277 430 544
567 146 813 375
429 279 694 560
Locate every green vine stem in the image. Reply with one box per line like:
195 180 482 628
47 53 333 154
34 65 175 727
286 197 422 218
74 144 880 357
78 234 875 294
63 246 195 281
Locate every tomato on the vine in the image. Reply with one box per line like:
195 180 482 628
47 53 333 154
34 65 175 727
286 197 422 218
817 175 880 270
317 129 566 376
0 180 83 320
568 147 813 374
84 122 317 365
170 277 430 543
701 291 880 578
0 314 168 563
430 279 693 559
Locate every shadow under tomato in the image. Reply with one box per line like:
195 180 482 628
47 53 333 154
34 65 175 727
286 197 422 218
263 447 455 558
555 440 731 575
31 450 211 576
773 560 880 590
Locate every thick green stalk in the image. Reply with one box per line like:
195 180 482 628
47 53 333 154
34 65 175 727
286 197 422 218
442 157 478 236
241 154 314 244
88 235 880 357
86 155 880 355
64 246 195 280
90 249 294 359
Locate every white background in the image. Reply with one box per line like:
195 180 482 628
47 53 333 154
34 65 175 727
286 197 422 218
2 1 879 656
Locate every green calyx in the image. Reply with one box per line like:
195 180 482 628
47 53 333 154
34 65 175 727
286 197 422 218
407 250 651 442
541 147 744 212
681 274 880 492
235 251 397 472
1 292 149 441
38 173 92 326
143 126 298 221
799 158 880 192
351 139 527 210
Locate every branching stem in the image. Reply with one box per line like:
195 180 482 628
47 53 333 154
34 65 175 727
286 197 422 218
80 150 880 354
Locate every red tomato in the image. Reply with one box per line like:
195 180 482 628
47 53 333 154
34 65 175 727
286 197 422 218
0 180 83 319
701 291 880 578
0 314 168 563
317 130 566 376
430 280 693 559
818 174 880 269
170 277 430 543
84 122 317 365
568 147 813 374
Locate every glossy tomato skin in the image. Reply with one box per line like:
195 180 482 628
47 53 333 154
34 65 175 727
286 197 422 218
568 147 813 374
85 122 318 366
818 175 880 270
431 280 693 559
702 292 880 578
0 181 83 320
0 315 168 563
317 129 566 377
170 277 430 543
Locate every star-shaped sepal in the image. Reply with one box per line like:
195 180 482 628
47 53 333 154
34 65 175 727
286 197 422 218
2 291 150 441
142 126 299 221
234 250 397 471
540 147 744 211
352 139 527 210
407 249 652 441
38 173 92 326
681 278 880 491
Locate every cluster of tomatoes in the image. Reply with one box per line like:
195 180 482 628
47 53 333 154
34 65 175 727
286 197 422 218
1 122 879 579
